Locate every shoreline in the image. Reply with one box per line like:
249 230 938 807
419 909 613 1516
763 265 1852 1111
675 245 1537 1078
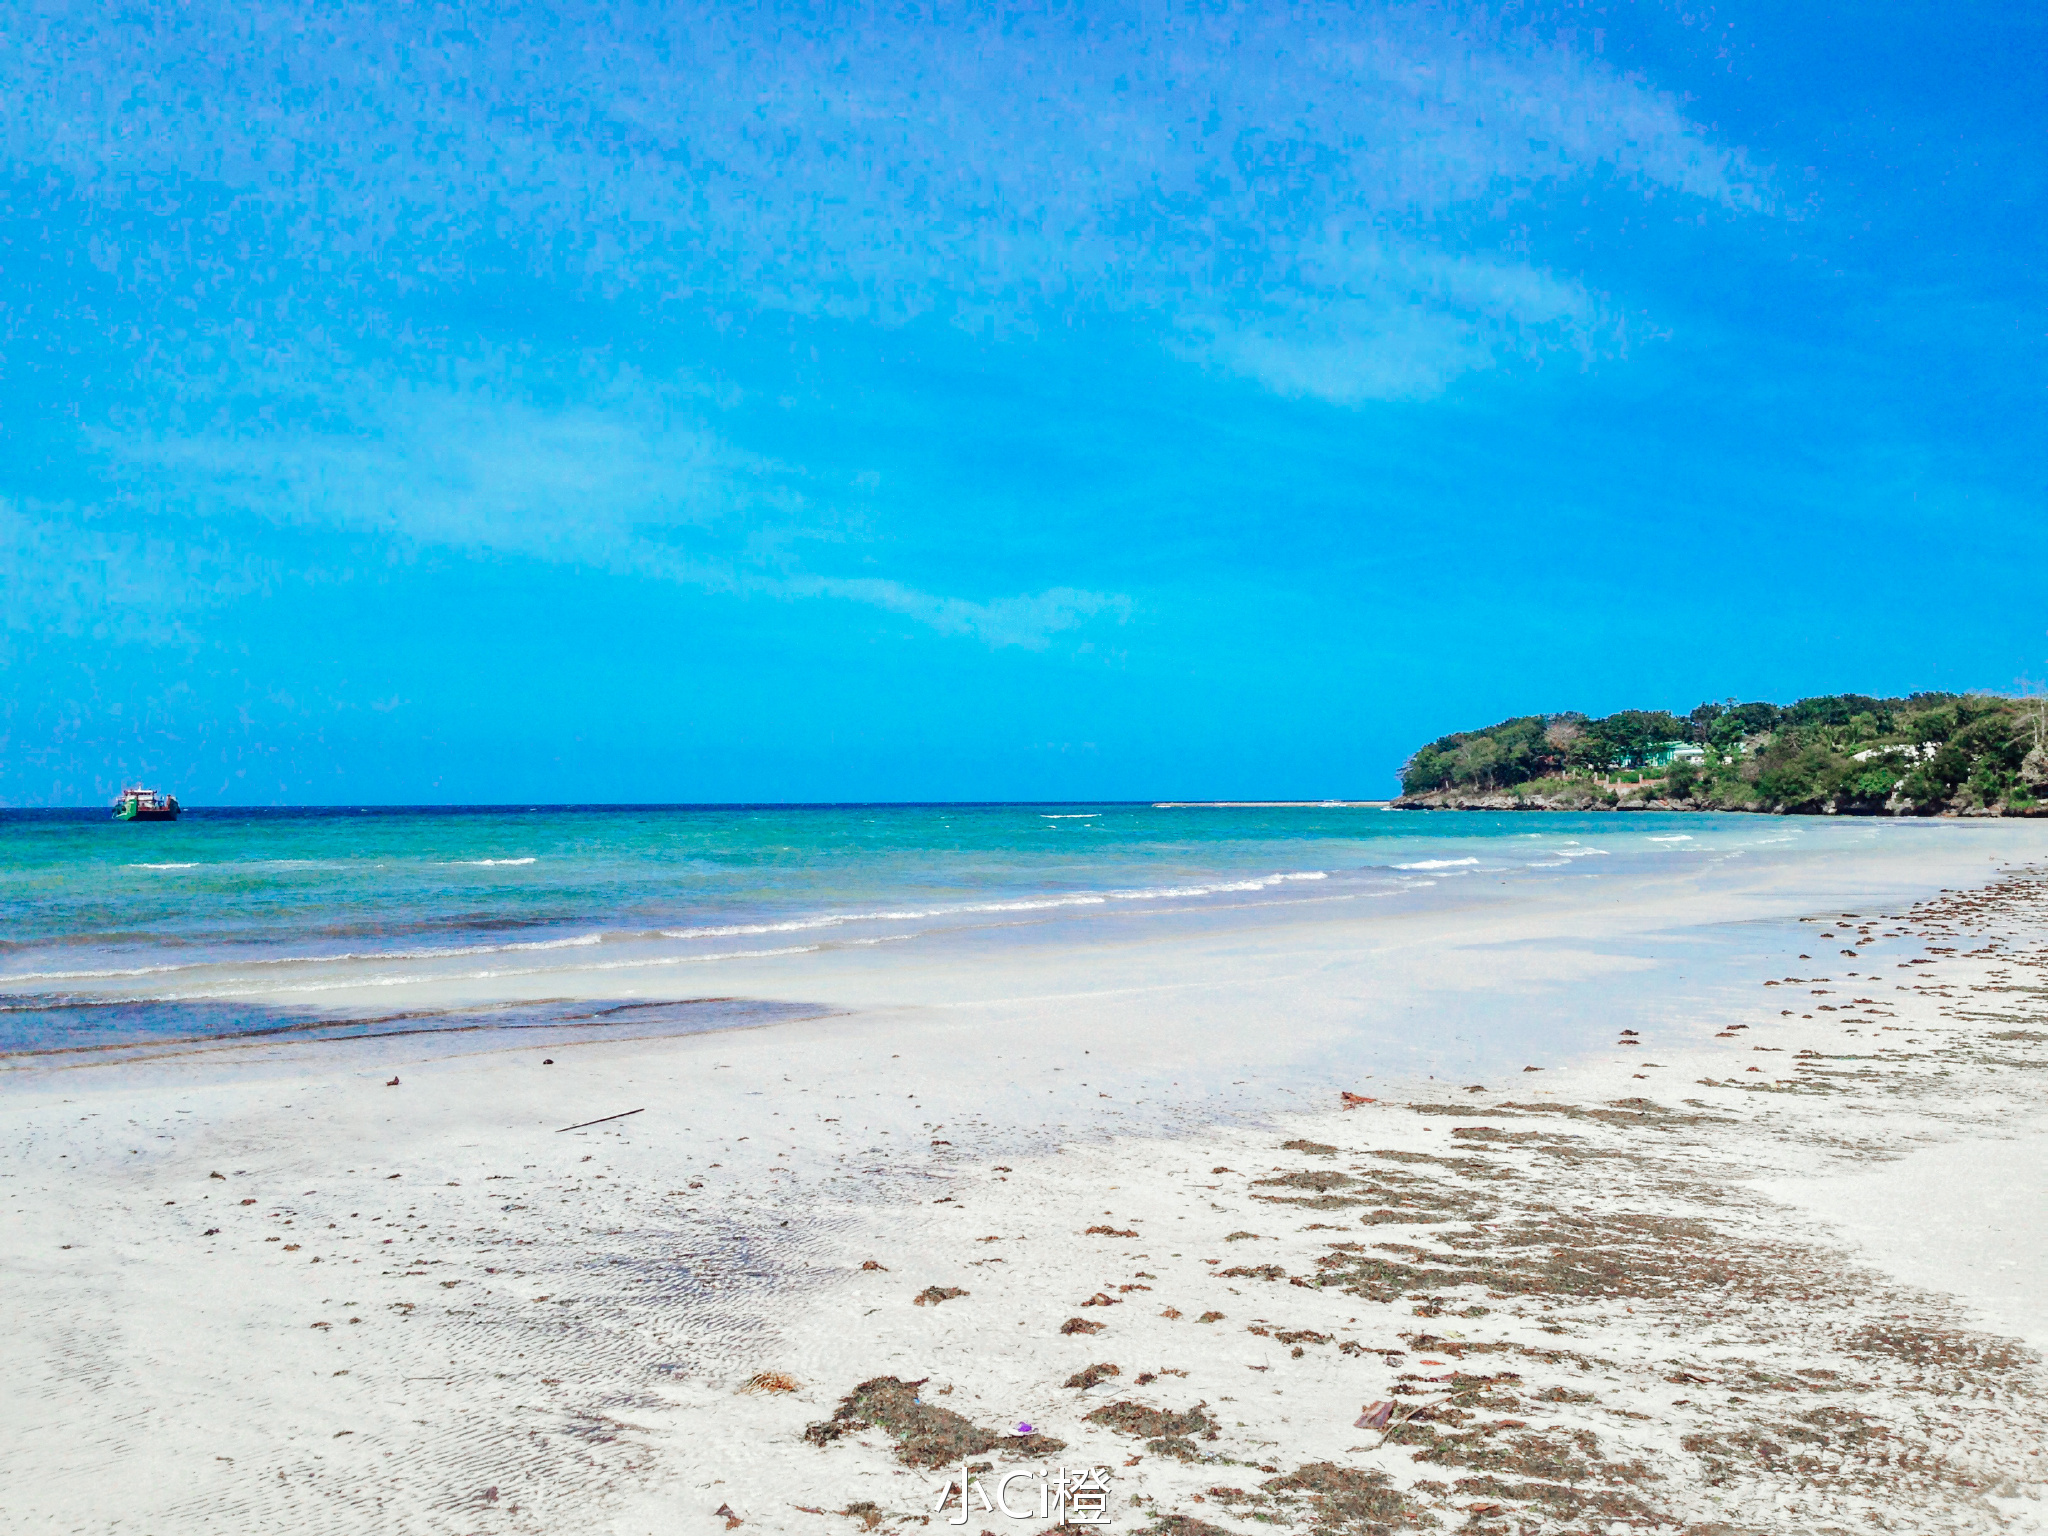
4 836 2047 1534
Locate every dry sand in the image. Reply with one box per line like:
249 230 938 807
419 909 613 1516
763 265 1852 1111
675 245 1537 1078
4 831 2048 1535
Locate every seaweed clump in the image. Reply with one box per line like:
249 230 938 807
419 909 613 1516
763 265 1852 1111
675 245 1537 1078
1260 1463 1438 1534
1313 1210 1769 1304
803 1377 1064 1468
1086 1400 1217 1461
1447 1474 1660 1527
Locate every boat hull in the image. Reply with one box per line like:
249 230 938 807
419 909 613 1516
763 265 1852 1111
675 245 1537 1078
117 805 180 821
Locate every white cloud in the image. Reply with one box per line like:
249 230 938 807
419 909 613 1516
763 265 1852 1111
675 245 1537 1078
0 497 272 647
787 578 1131 651
1179 240 1609 402
0 1 1773 401
96 381 781 553
83 373 1129 651
0 4 1776 645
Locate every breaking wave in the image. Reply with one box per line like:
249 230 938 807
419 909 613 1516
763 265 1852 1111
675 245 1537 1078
656 870 1333 940
0 869 1342 986
0 931 608 985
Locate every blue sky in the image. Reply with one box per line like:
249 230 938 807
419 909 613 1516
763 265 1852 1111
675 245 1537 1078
2 1 2043 804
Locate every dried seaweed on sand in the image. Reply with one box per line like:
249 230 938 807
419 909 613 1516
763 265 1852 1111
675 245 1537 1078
803 1377 1065 1468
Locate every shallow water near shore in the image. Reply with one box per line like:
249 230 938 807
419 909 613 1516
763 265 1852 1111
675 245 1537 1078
1 804 2028 1069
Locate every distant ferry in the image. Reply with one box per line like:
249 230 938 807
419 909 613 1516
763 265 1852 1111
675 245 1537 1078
113 786 180 821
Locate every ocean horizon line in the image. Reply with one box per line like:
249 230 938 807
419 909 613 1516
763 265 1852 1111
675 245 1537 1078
0 798 1394 818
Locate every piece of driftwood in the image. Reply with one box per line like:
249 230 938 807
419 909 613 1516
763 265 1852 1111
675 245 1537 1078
553 1107 646 1133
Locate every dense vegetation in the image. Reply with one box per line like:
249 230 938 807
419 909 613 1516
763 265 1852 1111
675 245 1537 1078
1397 693 2048 816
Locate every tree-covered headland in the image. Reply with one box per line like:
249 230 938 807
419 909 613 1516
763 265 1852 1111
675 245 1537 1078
1396 694 2048 816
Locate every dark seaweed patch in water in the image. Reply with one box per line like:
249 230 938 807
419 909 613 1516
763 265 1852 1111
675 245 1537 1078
804 1377 1064 1468
0 993 827 1060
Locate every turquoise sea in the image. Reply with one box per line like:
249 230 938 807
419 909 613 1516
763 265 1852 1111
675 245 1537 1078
0 802 1929 1057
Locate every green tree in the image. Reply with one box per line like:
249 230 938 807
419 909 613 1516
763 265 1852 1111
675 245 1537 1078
1398 692 2034 816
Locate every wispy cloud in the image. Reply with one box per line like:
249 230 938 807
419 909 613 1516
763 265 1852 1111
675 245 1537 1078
0 1 1770 661
2 1 1772 402
783 577 1131 651
82 367 1130 650
95 378 783 553
1177 241 1608 403
0 497 274 649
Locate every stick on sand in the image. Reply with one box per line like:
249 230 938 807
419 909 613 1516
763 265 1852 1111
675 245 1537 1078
554 1108 645 1133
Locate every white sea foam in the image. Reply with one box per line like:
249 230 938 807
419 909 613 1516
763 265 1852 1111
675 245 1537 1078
456 857 537 866
1394 857 1481 870
129 863 198 870
1108 871 1329 899
655 870 1331 940
1553 848 1610 859
659 897 1108 941
68 944 835 1004
1647 835 1694 843
3 867 1346 987
1040 813 1099 819
0 931 608 985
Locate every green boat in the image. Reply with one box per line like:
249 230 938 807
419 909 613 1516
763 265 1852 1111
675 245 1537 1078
113 786 180 821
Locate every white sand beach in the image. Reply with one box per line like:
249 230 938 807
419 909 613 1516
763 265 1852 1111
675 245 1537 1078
5 824 2048 1535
